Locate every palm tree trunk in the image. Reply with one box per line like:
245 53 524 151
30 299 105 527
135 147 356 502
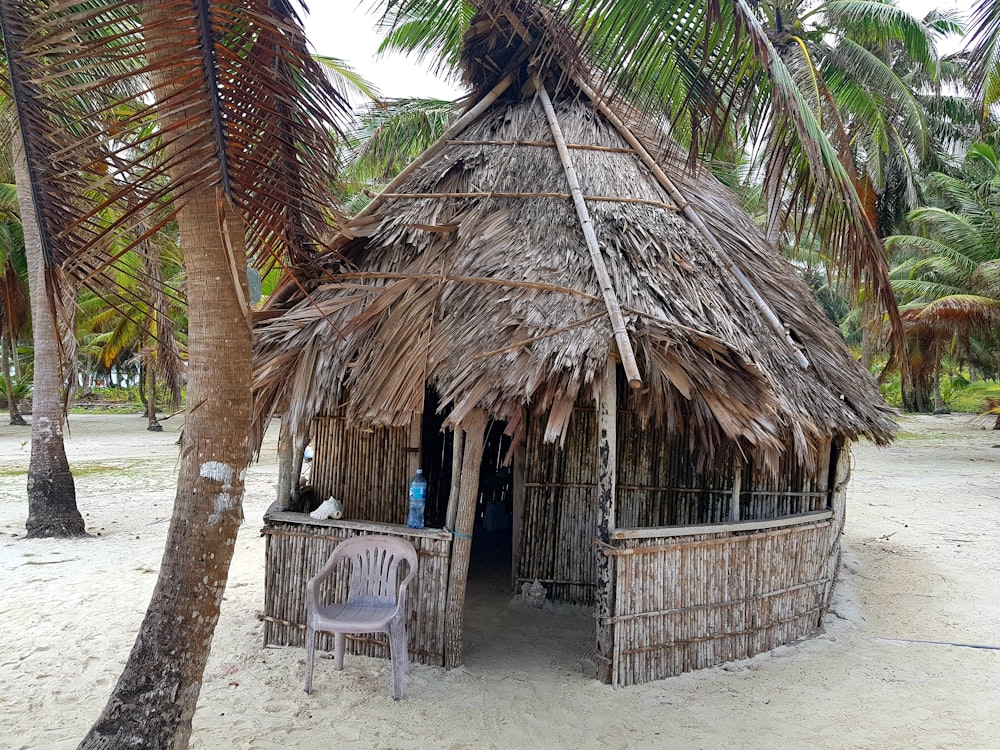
79 3 253 741
79 185 252 749
146 363 161 431
14 129 85 537
3 330 27 425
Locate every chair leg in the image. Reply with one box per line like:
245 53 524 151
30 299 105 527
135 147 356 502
304 626 315 695
388 623 409 700
393 622 410 675
333 632 347 671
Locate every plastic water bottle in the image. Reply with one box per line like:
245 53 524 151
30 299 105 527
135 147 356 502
406 469 428 529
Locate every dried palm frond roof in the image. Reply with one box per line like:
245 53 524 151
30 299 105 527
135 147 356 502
252 2 895 468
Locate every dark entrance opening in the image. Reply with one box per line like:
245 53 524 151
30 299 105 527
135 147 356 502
420 389 513 592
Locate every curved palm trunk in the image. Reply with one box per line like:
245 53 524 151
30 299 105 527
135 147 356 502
79 2 253 741
79 188 252 749
14 131 85 537
145 359 161 431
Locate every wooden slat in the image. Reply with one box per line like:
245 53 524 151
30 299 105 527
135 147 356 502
612 510 833 540
606 520 835 685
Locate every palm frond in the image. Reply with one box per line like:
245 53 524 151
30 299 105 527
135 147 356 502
0 0 351 304
344 97 457 189
313 54 380 103
969 0 1000 110
376 0 475 79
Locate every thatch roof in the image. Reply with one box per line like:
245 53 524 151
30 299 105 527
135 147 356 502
252 2 894 468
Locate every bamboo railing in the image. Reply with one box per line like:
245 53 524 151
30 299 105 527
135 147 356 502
260 511 452 667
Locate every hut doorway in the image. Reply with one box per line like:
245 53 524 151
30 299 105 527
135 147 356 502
420 390 514 589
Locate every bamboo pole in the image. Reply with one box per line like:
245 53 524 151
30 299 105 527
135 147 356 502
595 358 618 683
571 74 811 370
349 74 516 224
510 440 527 589
378 190 680 212
444 429 464 529
532 75 643 390
444 409 487 668
275 415 295 510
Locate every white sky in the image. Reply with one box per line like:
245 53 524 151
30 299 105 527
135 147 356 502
302 3 464 100
302 1 977 101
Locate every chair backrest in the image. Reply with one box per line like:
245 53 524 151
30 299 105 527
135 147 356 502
327 535 418 608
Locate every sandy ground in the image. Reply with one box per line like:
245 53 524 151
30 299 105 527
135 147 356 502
0 412 998 750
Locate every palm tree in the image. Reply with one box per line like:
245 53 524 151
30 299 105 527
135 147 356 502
1 1 347 746
11 129 86 537
0 176 28 425
886 143 1000 409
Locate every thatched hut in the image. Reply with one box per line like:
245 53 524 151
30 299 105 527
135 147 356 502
252 2 894 686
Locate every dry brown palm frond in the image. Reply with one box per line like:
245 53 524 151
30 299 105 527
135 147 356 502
0 0 349 306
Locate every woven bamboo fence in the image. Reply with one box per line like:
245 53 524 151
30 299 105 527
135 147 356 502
260 511 452 666
602 515 836 686
517 400 836 606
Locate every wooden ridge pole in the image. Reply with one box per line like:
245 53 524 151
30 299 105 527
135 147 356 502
532 75 643 389
571 74 810 370
350 73 516 223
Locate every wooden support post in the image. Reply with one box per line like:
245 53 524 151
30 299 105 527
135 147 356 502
407 412 423 478
820 439 851 620
444 409 487 668
730 464 742 523
444 429 465 530
275 416 294 511
287 422 310 512
595 359 618 684
511 439 526 592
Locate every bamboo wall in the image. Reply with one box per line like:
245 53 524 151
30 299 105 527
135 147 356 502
518 404 599 604
603 518 836 686
260 514 452 666
310 416 412 524
517 399 835 605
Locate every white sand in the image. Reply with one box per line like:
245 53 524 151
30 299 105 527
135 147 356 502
1 412 998 749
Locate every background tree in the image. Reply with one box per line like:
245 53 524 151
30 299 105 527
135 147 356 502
0 174 28 425
886 142 1000 408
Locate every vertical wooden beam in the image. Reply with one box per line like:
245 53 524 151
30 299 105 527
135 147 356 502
595 359 617 684
511 439 526 592
407 413 423 478
444 429 465 529
275 416 294 510
730 463 742 523
820 439 851 620
444 409 487 668
288 423 309 512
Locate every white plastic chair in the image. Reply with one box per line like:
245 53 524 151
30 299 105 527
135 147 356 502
304 535 418 700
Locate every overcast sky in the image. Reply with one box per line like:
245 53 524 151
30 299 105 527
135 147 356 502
303 1 976 101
